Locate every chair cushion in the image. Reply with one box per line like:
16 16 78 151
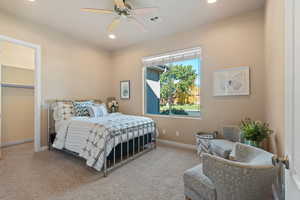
183 164 216 200
209 139 234 159
196 137 210 149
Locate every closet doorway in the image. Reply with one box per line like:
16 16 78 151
0 36 41 158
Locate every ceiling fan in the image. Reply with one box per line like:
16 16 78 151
81 0 159 33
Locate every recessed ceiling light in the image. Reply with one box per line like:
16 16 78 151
207 0 218 4
28 0 36 2
108 34 116 39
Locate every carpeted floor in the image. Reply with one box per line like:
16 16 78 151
0 142 199 200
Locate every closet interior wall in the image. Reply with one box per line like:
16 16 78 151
0 41 35 147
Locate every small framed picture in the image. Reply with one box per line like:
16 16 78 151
120 80 130 100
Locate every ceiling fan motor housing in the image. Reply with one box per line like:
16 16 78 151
114 2 132 16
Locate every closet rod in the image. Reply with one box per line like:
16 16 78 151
1 83 34 89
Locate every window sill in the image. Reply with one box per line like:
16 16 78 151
144 113 202 120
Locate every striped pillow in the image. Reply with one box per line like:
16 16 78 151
53 102 75 121
73 101 93 117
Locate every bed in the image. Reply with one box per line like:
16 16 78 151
47 100 157 176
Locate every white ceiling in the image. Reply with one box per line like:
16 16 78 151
0 0 265 51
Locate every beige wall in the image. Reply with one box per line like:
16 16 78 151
0 7 283 149
0 37 35 145
1 66 35 144
0 41 35 145
265 0 285 155
2 66 34 86
112 10 266 145
0 41 35 70
0 11 113 146
2 87 34 144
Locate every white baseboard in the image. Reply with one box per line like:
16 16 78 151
157 139 196 150
1 138 33 148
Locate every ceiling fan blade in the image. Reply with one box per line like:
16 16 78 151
130 17 148 32
114 0 126 9
81 8 114 14
108 18 121 32
133 7 159 15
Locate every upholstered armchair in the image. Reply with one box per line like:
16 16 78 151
208 126 241 159
183 143 278 200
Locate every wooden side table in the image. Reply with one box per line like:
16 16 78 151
195 132 217 156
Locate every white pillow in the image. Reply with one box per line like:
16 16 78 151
100 104 108 116
88 104 108 117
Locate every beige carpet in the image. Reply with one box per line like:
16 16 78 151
0 142 199 200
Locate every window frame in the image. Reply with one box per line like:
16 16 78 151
142 55 202 119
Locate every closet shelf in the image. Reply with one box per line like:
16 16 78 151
1 83 34 89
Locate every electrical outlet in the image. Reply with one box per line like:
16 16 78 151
176 131 180 137
162 129 166 135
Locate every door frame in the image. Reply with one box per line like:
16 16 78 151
0 35 42 152
285 0 300 194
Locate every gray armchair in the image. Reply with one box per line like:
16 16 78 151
208 126 241 159
183 143 278 200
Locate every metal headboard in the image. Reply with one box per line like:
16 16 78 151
46 99 103 144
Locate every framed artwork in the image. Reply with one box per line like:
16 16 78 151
120 80 130 100
214 66 250 96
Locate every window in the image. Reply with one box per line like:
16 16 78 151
143 48 201 118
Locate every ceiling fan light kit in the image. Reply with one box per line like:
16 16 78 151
81 0 158 35
108 34 116 39
207 0 218 4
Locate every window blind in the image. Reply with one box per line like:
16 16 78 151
142 47 201 67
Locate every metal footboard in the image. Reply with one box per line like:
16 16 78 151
103 122 157 177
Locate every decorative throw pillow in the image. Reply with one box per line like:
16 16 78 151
99 104 108 116
88 103 108 117
87 105 103 117
53 102 75 121
73 101 93 117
